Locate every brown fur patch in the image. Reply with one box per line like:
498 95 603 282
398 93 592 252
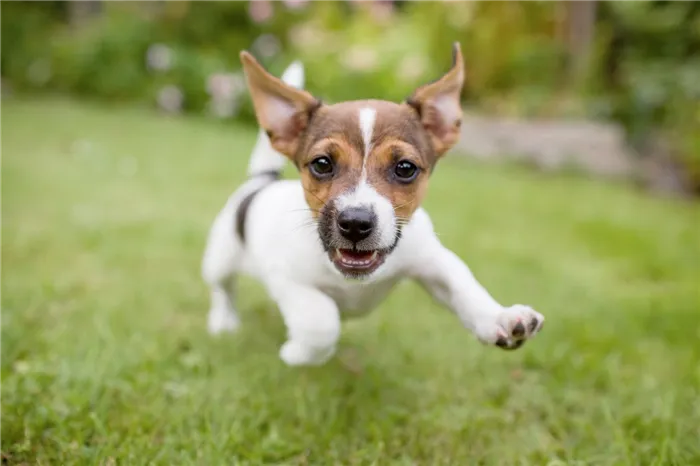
296 100 435 220
365 138 430 222
299 134 363 215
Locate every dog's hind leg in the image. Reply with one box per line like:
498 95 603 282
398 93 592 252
202 199 242 335
201 60 300 334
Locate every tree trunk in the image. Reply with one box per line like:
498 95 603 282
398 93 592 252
566 0 597 84
67 0 102 27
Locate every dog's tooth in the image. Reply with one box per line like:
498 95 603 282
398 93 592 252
334 250 380 269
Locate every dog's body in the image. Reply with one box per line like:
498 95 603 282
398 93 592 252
202 47 544 366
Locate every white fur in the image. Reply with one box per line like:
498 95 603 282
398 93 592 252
359 107 376 158
281 60 304 89
201 68 544 366
202 179 544 365
247 128 286 177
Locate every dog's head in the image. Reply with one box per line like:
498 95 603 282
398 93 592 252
241 44 464 278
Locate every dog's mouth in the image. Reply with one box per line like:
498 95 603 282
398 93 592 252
330 248 387 277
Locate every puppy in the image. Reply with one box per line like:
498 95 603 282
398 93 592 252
202 44 544 366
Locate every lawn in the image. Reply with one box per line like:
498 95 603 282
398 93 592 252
2 98 699 465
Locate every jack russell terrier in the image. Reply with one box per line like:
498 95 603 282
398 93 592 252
202 44 544 366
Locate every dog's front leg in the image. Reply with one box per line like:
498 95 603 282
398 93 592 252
413 242 544 350
267 280 341 366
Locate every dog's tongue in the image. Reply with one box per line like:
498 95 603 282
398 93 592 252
339 249 374 260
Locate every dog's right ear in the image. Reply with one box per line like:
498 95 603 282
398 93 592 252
240 52 320 158
406 43 465 157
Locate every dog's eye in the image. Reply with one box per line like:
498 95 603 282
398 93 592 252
394 160 419 182
309 156 334 179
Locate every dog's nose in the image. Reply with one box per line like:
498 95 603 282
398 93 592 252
337 207 375 243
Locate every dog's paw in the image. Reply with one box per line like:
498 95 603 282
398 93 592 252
478 304 544 350
279 340 335 367
207 307 240 335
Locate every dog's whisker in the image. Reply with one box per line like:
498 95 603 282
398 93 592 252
291 221 320 233
289 207 322 215
302 187 329 210
392 200 414 213
296 218 320 227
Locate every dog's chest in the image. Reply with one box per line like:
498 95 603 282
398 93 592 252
319 278 400 316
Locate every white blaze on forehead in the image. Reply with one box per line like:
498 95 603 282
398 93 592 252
335 106 395 250
358 107 376 160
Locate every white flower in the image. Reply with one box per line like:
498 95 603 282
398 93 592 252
146 44 173 72
248 0 273 24
283 0 308 10
207 73 245 100
369 1 394 23
208 98 239 119
157 85 184 114
397 55 428 83
252 34 281 59
342 46 378 72
206 72 244 119
289 23 328 49
231 73 246 95
26 59 52 86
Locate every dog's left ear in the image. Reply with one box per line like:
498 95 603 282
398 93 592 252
407 43 465 156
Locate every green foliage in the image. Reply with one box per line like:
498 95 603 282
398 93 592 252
5 3 280 122
595 1 700 189
1 2 64 88
51 12 152 99
1 1 698 187
413 1 565 97
0 1 565 118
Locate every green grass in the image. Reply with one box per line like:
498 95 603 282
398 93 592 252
2 98 699 465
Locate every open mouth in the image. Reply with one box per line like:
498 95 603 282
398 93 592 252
330 248 386 277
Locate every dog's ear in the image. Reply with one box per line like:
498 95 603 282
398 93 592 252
240 51 320 158
407 43 465 157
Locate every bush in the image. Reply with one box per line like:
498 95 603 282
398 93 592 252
595 1 700 190
1 1 565 120
1 2 64 90
2 1 698 190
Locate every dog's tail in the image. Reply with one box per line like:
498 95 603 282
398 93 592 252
246 60 304 178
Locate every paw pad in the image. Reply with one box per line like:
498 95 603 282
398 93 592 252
512 321 526 338
493 305 544 351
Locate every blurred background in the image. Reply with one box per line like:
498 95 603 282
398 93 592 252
3 2 700 463
2 0 699 195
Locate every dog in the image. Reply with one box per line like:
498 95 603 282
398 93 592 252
202 43 544 366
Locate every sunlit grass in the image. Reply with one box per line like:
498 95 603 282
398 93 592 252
2 98 699 465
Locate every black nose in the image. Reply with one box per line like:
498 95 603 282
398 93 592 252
337 207 375 243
